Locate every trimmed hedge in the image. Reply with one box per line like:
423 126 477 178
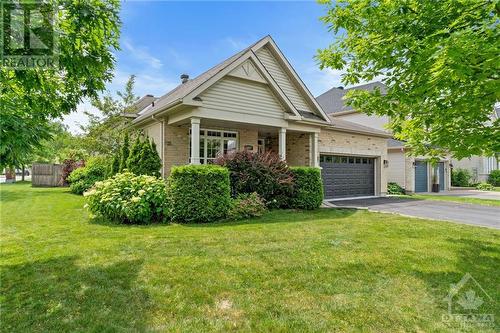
451 168 471 187
488 169 500 186
167 165 231 223
289 167 323 210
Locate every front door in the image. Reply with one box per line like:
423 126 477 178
414 161 428 193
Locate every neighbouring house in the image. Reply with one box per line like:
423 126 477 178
317 82 452 193
450 106 499 183
128 36 391 200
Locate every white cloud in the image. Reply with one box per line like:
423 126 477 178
299 64 347 96
122 38 163 69
63 99 100 134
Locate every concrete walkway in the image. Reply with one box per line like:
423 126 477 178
324 197 500 229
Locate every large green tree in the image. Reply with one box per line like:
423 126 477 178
317 0 499 159
0 0 121 172
79 75 138 156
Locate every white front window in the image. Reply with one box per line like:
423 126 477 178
190 129 238 164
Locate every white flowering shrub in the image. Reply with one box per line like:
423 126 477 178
84 172 168 224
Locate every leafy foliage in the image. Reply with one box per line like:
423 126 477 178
487 169 500 187
67 156 110 195
119 133 130 172
79 75 138 157
289 167 323 210
0 0 121 169
214 151 294 208
85 172 168 224
167 165 231 223
228 192 267 220
476 182 494 191
317 0 499 159
62 159 85 185
387 182 406 195
451 168 472 187
126 137 162 176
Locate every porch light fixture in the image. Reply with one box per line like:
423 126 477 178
383 160 389 167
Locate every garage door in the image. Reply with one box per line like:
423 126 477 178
320 155 375 199
414 161 428 193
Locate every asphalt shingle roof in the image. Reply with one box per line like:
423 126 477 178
316 82 387 114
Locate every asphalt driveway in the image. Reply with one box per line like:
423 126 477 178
325 197 500 229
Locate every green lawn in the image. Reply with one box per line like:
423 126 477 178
1 183 499 332
403 194 500 207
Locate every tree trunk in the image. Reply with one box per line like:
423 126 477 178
5 167 16 183
21 165 25 181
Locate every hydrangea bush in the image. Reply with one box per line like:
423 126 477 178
85 172 168 224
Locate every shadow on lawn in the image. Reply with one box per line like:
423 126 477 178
182 208 358 228
411 236 500 324
0 186 65 204
88 208 357 229
1 256 152 332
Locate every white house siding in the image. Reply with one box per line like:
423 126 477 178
199 76 285 119
452 156 499 182
255 46 313 113
334 113 390 132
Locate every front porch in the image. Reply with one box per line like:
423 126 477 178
161 117 320 176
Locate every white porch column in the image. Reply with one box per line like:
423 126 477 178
278 128 286 161
310 132 319 167
190 117 201 165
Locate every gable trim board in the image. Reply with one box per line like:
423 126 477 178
131 36 391 198
133 36 330 127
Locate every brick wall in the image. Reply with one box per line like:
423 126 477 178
319 129 388 195
286 131 310 166
163 124 189 177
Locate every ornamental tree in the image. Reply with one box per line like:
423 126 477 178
317 0 499 159
0 0 121 172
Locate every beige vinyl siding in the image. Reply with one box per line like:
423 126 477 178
256 46 313 113
336 113 390 132
387 150 406 187
143 122 162 158
199 76 285 119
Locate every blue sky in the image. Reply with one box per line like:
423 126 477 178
65 1 346 132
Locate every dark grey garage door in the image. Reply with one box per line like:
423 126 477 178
320 155 375 199
415 161 428 193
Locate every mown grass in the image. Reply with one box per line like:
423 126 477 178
1 182 499 332
406 194 500 207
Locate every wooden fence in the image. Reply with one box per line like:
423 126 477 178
32 163 64 187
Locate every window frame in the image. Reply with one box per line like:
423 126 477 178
189 128 239 164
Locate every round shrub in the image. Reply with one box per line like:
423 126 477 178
476 182 494 191
488 169 500 186
289 167 323 210
67 156 109 194
387 182 405 195
167 165 231 223
228 192 267 220
451 168 471 187
214 151 293 208
85 172 168 224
